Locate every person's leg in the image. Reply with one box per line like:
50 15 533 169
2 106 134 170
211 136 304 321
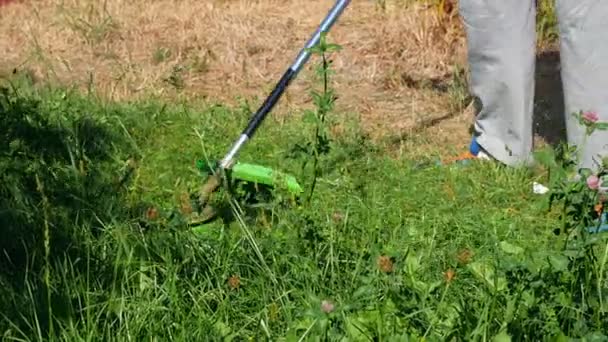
458 0 537 166
556 0 608 171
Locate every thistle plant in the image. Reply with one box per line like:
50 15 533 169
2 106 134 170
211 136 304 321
289 32 342 203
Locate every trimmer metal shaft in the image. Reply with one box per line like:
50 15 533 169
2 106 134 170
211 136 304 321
219 0 351 170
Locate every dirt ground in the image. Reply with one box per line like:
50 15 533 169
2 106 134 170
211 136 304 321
0 0 559 155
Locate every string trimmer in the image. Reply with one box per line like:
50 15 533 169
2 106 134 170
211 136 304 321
189 0 351 227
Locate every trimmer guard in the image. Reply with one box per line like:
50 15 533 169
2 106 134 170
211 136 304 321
195 160 303 196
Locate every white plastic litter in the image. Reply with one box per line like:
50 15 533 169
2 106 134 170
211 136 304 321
533 182 550 195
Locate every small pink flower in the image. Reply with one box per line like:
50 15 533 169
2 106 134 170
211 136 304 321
582 111 599 124
587 174 600 190
321 300 335 314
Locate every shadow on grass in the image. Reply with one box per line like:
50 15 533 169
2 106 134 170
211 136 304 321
534 49 566 146
390 48 568 149
0 80 142 334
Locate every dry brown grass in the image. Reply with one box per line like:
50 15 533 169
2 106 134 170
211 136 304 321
0 0 473 151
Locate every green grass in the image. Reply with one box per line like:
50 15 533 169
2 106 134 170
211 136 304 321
1 68 608 341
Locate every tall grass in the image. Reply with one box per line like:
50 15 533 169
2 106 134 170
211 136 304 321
2 45 608 340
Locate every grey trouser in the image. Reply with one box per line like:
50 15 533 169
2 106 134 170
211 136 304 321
459 0 608 169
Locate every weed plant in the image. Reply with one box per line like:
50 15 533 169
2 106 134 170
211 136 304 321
1 35 608 341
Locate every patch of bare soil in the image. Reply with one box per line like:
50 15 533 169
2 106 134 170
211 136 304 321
1 0 474 153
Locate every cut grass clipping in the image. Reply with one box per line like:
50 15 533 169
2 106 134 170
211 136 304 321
2 43 608 341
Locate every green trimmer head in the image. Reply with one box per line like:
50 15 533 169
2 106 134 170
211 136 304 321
189 159 303 227
197 160 303 195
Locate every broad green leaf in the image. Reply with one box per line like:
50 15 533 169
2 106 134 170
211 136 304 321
325 43 343 52
405 252 421 274
583 331 608 341
548 254 569 272
344 316 373 341
500 241 524 255
213 321 232 337
492 331 512 342
550 332 570 342
468 260 507 292
302 110 318 125
595 122 608 130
